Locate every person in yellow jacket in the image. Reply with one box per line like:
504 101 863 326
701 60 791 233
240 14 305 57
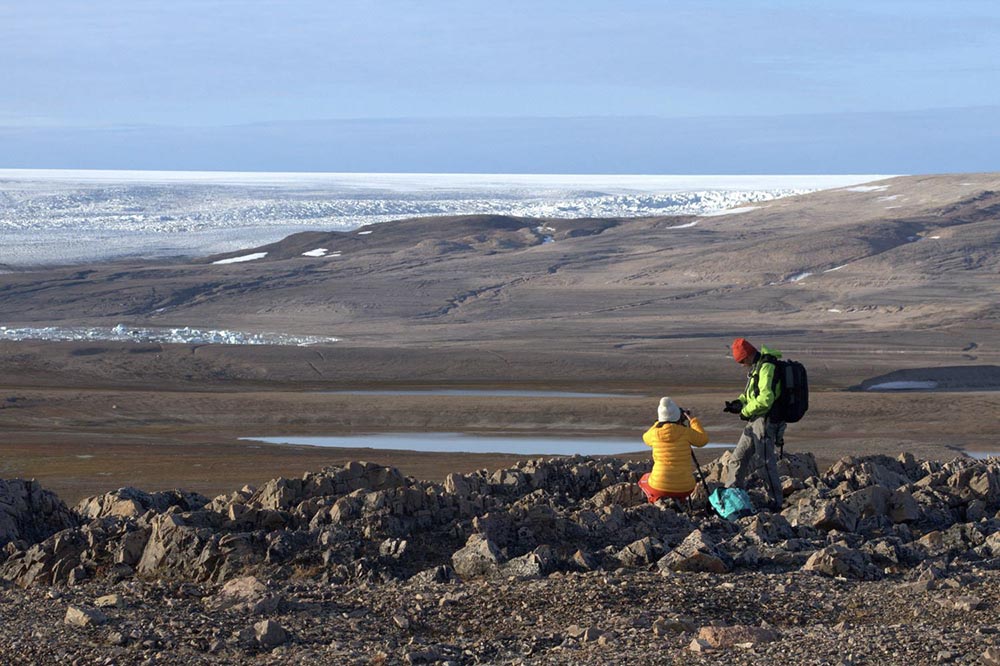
638 397 710 503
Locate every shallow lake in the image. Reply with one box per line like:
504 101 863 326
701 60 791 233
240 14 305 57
245 433 733 456
318 390 641 398
968 451 999 460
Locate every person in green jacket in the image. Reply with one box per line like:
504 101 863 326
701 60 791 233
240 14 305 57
722 337 785 511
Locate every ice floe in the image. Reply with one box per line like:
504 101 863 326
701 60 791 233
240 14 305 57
0 323 337 346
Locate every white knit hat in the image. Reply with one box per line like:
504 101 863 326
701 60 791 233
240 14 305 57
657 397 681 423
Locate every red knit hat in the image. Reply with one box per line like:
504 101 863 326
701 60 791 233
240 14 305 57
731 338 757 363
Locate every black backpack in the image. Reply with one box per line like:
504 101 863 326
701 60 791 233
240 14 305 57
764 356 809 423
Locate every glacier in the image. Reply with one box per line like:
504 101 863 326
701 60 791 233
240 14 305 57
0 323 338 346
0 170 887 266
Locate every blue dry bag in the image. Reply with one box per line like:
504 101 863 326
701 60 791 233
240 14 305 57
708 487 755 521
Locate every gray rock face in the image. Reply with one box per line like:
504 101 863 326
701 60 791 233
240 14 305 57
451 534 502 578
0 479 77 550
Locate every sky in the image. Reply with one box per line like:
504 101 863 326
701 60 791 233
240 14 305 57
3 0 1000 173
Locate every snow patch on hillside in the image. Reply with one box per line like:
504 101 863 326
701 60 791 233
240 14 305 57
212 252 267 264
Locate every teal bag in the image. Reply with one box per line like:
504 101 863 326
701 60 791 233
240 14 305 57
708 487 755 521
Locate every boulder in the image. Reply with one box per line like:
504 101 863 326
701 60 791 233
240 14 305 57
254 619 288 648
658 530 733 574
94 593 126 609
64 605 107 628
824 456 911 492
888 489 922 523
212 575 282 614
744 513 795 543
783 497 859 533
697 625 780 648
842 486 892 520
777 452 819 482
136 513 216 579
500 544 558 579
451 534 502 578
591 482 646 509
616 537 661 567
1 527 88 587
802 544 880 580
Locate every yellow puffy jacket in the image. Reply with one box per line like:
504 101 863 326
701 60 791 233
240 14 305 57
642 417 710 494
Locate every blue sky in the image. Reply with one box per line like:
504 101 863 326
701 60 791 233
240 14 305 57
3 1 1000 173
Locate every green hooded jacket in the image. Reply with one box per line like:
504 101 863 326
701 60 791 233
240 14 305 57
738 345 783 420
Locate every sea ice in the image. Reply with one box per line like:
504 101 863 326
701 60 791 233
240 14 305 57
0 324 337 346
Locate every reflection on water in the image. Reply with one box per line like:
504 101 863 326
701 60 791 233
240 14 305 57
245 433 733 456
320 390 641 398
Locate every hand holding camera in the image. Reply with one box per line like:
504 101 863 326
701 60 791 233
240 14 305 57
723 400 742 414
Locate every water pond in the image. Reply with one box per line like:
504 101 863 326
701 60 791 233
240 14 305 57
245 432 733 456
968 451 999 461
319 389 642 398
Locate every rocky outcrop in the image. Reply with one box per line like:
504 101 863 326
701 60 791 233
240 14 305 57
0 452 999 664
0 479 77 550
0 453 997 591
75 487 209 520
